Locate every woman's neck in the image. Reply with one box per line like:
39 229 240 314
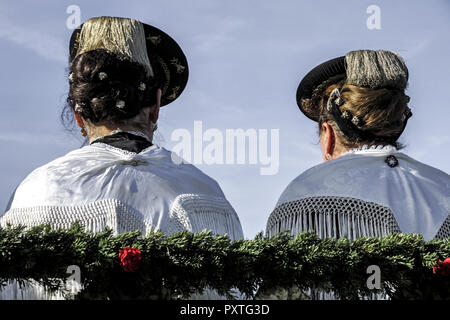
86 124 152 143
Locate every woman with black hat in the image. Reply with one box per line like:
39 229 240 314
0 17 243 299
263 49 449 300
267 49 449 243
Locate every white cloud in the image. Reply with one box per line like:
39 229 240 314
0 14 66 64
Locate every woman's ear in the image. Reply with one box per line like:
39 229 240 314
73 112 85 128
320 122 335 161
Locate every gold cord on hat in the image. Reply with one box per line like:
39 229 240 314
75 17 153 77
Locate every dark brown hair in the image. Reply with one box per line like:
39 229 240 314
62 49 159 129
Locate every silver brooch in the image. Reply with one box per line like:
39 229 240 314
138 82 146 91
341 110 351 120
351 116 361 126
385 155 399 168
116 100 126 109
98 72 108 80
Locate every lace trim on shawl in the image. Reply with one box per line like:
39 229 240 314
266 196 401 240
0 199 150 300
0 199 148 235
265 196 399 300
435 215 450 239
165 193 245 299
0 195 243 299
0 280 69 300
166 194 243 241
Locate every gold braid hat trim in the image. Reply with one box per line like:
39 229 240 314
76 16 153 77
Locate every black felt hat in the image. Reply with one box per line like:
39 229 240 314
296 50 409 122
69 18 189 107
296 56 346 121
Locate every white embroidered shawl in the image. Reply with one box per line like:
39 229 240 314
267 145 450 241
265 145 449 300
0 143 244 299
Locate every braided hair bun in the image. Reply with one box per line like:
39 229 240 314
67 49 159 124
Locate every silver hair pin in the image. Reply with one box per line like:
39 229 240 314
341 110 351 120
68 73 74 82
138 82 146 91
98 72 108 80
74 103 83 113
327 88 341 112
351 116 361 126
116 100 126 109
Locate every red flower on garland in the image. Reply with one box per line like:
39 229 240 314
433 257 450 276
118 247 142 272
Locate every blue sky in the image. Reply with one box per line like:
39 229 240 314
0 0 449 238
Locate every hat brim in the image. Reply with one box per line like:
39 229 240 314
296 56 345 121
69 22 189 107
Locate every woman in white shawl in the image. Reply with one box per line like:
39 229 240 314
263 49 449 300
267 49 449 242
0 16 243 299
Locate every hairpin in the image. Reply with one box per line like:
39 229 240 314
327 88 341 111
74 102 85 113
138 82 146 91
68 73 74 82
351 116 361 126
116 100 126 109
341 110 351 120
326 100 333 112
98 72 108 80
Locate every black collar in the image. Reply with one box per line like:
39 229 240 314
91 132 153 153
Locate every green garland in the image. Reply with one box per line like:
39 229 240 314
0 223 449 300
